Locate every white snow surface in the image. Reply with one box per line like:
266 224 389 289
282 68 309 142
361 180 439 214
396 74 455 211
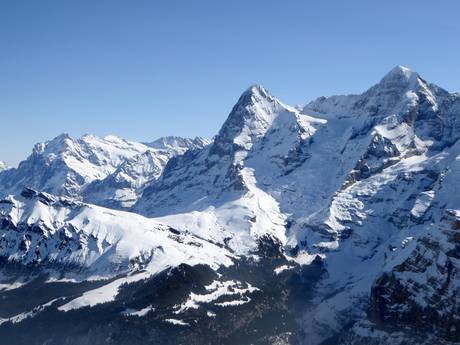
164 318 189 326
0 191 234 281
83 136 210 209
174 280 260 314
0 134 209 208
0 134 150 198
124 305 155 317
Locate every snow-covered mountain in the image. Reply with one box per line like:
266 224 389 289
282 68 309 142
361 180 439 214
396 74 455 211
83 136 209 209
134 84 309 252
0 66 459 345
0 134 150 198
146 136 211 153
133 66 460 344
0 134 209 208
0 188 232 278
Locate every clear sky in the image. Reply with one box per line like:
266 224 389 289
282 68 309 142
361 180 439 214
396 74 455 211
1 0 459 166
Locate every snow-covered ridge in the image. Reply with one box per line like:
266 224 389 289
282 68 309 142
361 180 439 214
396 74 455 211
0 188 233 279
146 136 211 154
303 65 439 123
83 136 210 209
0 133 210 208
0 133 151 198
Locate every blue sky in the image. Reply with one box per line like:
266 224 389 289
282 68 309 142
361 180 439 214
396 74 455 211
1 0 459 166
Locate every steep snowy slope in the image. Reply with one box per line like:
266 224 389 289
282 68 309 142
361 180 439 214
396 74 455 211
0 188 233 279
285 67 460 344
0 134 150 198
83 137 209 209
136 66 459 249
135 85 324 253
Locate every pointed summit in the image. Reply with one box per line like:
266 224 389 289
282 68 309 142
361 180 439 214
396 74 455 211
52 133 72 141
212 84 287 155
235 84 275 109
31 133 72 155
377 65 420 89
356 65 426 110
243 84 271 97
384 65 417 78
304 65 432 119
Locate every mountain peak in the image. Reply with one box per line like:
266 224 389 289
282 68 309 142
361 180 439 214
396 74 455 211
50 133 72 144
378 65 420 88
237 84 275 106
210 84 291 156
31 133 73 155
386 65 415 77
244 84 269 95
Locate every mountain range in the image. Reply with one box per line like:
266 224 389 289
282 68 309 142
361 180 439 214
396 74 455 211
0 66 458 345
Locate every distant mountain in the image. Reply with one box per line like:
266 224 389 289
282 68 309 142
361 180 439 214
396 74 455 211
0 161 9 172
0 134 209 208
83 137 210 209
0 134 150 198
0 67 459 345
146 136 211 153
